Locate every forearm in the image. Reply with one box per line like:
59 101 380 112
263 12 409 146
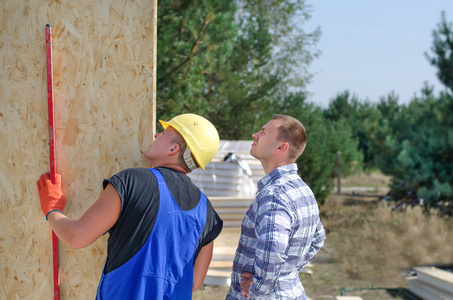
38 175 121 249
192 242 213 291
248 248 285 298
249 220 288 297
305 222 326 263
249 197 291 297
47 211 97 249
46 184 122 249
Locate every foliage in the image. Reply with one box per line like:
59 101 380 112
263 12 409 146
323 91 375 166
291 12 453 209
155 3 453 210
156 0 238 121
368 85 453 210
156 0 320 139
366 92 403 174
204 9 280 139
322 85 453 210
363 12 453 210
238 0 320 90
426 11 453 93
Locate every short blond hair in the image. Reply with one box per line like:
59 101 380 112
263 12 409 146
271 114 307 160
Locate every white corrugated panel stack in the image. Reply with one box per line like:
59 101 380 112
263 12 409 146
408 266 453 300
188 140 265 198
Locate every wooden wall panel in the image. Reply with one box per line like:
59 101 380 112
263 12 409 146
0 1 157 298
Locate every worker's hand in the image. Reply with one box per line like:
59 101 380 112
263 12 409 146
240 272 254 298
37 173 66 220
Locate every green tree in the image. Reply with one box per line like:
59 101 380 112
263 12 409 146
367 92 404 173
372 11 453 211
156 0 320 139
370 85 453 210
426 11 453 93
205 9 280 139
156 0 237 121
397 87 452 210
239 0 320 90
323 91 375 167
206 0 320 139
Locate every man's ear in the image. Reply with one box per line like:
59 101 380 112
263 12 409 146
276 142 289 153
168 143 180 155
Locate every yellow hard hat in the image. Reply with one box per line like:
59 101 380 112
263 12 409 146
159 113 219 170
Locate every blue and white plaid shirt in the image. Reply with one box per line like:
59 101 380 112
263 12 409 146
226 164 326 300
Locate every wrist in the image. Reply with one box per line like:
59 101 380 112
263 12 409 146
46 209 63 221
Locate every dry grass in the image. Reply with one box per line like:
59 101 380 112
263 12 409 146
320 196 453 282
305 172 453 299
322 197 453 278
340 170 391 187
194 172 453 299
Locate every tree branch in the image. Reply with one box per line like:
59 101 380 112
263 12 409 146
164 12 212 81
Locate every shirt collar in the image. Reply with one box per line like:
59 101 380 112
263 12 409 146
257 163 298 190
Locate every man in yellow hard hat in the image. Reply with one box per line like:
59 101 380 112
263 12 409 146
37 113 223 299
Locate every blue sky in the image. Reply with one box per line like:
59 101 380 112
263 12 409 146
304 0 451 108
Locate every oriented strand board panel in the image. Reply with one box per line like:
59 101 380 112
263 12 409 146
0 1 157 299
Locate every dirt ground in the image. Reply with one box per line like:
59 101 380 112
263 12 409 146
193 171 453 300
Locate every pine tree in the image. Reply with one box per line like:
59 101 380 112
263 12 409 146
426 11 453 93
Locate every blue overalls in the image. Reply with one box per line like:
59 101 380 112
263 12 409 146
96 168 207 299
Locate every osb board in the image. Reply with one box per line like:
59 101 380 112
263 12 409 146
0 1 157 299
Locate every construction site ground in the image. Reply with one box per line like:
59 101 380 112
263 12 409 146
193 171 453 300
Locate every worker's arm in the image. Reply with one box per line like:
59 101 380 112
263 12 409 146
39 173 121 249
304 220 326 264
247 195 291 299
192 241 213 291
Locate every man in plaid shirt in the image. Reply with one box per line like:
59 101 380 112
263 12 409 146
226 114 326 300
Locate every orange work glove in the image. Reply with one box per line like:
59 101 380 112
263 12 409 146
37 173 66 220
